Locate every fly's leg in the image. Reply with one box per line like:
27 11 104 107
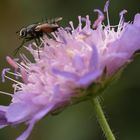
46 32 55 39
14 39 27 56
14 37 34 56
34 38 41 59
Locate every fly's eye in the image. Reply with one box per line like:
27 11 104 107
19 28 26 37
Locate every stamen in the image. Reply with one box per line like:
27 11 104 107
20 54 31 64
6 56 19 70
69 21 75 31
86 15 91 30
78 16 82 31
1 68 10 82
120 9 127 17
2 68 21 82
104 0 110 12
93 9 104 28
0 90 13 97
104 0 110 30
6 71 21 77
4 75 23 85
19 62 29 70
20 68 28 83
117 9 127 33
13 84 22 92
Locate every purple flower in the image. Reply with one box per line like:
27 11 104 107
0 2 140 140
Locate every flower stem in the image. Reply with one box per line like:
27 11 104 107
91 97 116 140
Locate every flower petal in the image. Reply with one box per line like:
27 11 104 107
0 106 8 128
134 13 140 27
89 45 99 70
77 69 102 87
16 104 54 140
52 68 79 81
72 55 84 72
16 121 35 140
6 103 33 123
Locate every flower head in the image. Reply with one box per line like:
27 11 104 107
0 1 140 140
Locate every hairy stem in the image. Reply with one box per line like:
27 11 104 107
91 97 116 140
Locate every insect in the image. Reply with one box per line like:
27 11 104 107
15 17 63 55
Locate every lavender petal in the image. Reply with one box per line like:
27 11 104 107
77 70 102 87
52 68 79 81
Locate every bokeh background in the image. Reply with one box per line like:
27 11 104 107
0 0 140 140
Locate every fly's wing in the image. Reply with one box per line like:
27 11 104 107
53 17 63 23
47 17 63 24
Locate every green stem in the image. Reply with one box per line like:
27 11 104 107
91 97 116 140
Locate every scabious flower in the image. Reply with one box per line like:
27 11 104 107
0 1 140 140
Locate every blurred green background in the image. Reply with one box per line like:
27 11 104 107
0 0 140 140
